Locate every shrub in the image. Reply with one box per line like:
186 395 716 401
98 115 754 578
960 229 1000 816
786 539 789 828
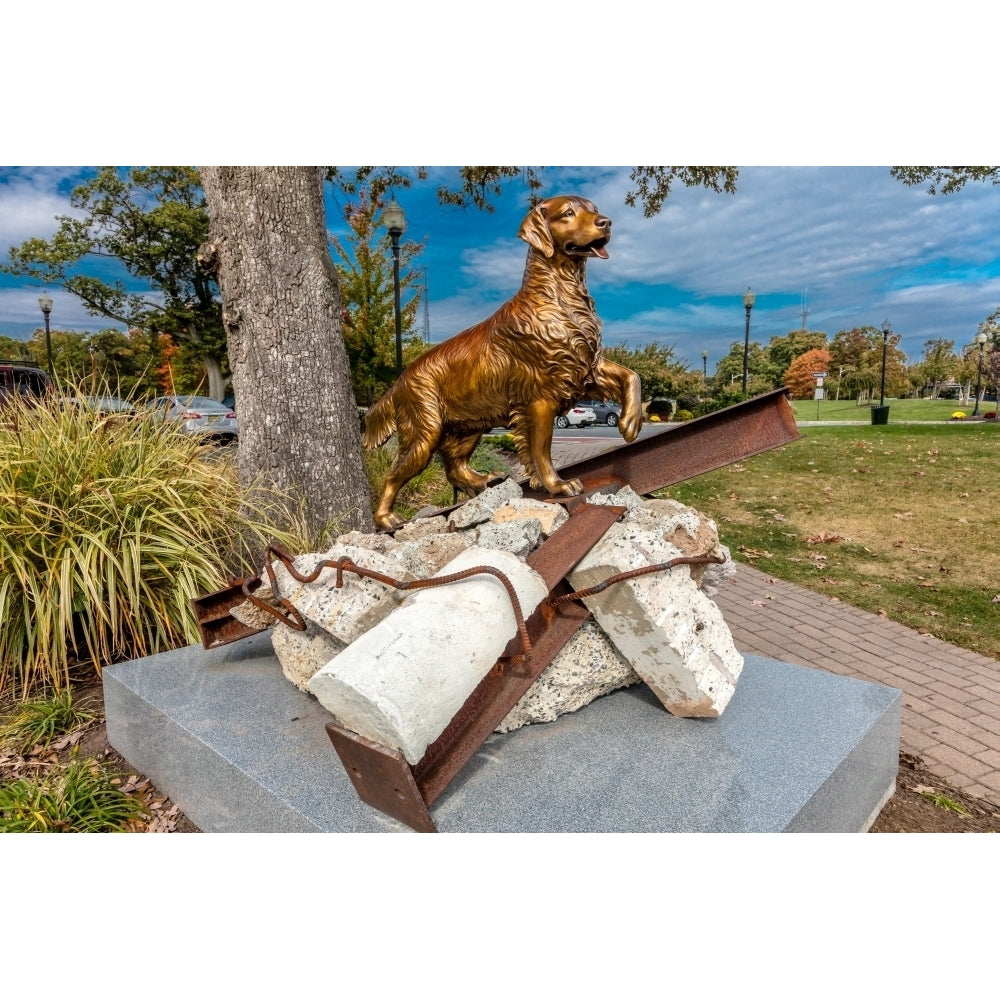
951 411 967 420
675 409 694 421
0 393 305 697
984 411 997 421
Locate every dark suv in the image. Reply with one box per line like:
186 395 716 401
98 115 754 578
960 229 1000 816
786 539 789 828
0 360 55 406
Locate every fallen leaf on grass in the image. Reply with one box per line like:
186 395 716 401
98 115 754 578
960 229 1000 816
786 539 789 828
807 531 843 544
894 512 914 520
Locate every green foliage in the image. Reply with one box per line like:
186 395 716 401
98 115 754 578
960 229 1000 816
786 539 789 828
711 340 777 396
829 326 909 398
920 790 968 815
329 187 426 406
624 167 739 217
766 330 829 373
363 436 515 522
674 409 694 421
890 166 1000 195
482 433 517 453
2 166 228 398
329 166 739 217
0 756 146 832
603 341 689 399
0 390 306 697
0 689 95 754
0 335 33 360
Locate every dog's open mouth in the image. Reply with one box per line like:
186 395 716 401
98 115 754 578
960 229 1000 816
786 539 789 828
566 237 610 259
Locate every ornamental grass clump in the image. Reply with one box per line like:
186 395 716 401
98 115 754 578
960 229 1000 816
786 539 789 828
0 394 303 698
0 756 147 832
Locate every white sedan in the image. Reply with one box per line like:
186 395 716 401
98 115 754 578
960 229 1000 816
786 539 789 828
555 405 597 428
148 395 238 440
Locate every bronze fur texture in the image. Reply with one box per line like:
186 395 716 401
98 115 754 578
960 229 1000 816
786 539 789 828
363 195 642 532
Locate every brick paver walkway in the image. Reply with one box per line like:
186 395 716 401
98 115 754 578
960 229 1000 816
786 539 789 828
550 435 1000 808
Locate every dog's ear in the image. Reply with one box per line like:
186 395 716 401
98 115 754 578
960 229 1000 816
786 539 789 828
517 203 554 257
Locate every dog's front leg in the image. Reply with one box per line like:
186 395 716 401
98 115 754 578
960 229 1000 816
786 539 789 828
593 360 643 442
523 399 583 497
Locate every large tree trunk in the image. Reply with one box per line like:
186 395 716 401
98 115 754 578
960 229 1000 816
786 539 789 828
199 166 374 538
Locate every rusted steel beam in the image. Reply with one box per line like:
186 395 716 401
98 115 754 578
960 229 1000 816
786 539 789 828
411 502 624 811
522 387 801 501
190 576 267 649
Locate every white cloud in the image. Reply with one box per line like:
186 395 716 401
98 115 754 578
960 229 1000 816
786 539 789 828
0 167 83 252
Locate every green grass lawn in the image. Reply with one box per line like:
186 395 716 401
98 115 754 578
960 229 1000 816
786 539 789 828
660 422 1000 660
790 396 997 422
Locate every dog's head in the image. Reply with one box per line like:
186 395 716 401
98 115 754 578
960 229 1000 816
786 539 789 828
517 196 611 260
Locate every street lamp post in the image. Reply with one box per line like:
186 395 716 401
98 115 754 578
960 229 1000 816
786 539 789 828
702 349 708 383
381 198 407 377
742 287 755 396
880 319 890 407
38 294 54 379
972 330 989 416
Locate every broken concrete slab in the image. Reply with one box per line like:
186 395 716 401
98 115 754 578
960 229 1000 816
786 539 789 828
570 520 743 717
497 619 640 733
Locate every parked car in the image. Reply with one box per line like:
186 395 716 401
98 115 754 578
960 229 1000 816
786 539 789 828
0 359 54 407
576 398 623 426
147 395 237 440
63 395 136 415
555 404 597 428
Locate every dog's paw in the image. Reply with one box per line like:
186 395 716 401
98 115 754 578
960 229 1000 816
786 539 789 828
620 411 643 442
374 510 406 533
551 477 583 497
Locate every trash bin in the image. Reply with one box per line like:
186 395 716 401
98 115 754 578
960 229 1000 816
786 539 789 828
871 405 890 425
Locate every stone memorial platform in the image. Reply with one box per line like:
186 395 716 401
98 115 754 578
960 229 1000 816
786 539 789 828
103 634 901 832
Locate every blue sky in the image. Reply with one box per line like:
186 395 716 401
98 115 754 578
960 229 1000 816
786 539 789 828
2 165 998 373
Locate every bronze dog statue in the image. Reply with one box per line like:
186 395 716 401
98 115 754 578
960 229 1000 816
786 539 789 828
363 194 642 532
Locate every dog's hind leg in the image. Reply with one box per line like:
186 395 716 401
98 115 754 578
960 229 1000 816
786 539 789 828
373 426 440 532
438 430 492 498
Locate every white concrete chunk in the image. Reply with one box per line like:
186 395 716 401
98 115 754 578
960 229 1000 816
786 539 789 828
491 498 569 538
279 544 411 645
307 546 549 764
475 517 542 558
447 478 523 529
386 532 473 578
568 519 743 718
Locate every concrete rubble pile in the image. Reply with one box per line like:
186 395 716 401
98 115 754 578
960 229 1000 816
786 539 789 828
231 479 742 767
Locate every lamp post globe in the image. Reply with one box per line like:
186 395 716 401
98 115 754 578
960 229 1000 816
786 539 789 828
381 199 407 377
38 294 55 379
742 287 755 397
972 330 988 417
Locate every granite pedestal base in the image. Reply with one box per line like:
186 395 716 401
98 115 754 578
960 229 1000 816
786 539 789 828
103 634 901 832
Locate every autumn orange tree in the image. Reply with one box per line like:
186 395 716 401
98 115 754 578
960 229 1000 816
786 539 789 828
783 348 832 399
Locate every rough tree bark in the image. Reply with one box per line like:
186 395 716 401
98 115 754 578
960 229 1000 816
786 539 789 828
198 166 374 538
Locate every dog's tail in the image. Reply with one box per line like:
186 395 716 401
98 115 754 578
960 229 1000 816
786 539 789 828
361 389 396 448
